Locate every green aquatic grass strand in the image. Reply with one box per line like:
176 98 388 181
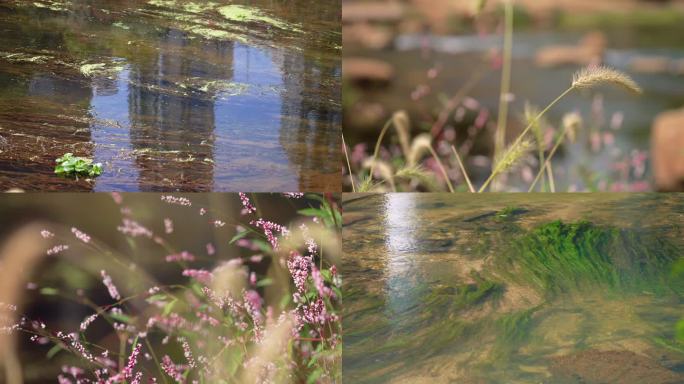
501 220 680 296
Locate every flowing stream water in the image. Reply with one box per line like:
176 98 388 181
0 0 340 191
343 193 684 383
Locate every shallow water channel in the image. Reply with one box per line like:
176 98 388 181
343 193 684 383
0 0 340 191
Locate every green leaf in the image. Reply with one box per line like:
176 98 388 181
297 208 323 217
146 294 168 303
109 311 133 324
54 153 103 178
306 368 323 384
162 298 178 317
40 287 59 296
46 344 63 359
229 230 250 244
256 277 273 287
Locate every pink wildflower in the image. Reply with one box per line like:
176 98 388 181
311 265 333 298
47 244 69 255
160 195 192 206
111 192 123 204
164 218 173 234
100 270 121 301
182 269 213 284
165 251 195 262
121 342 142 379
239 192 256 214
287 251 312 293
79 313 98 332
180 338 196 368
71 227 91 243
161 355 184 382
117 219 153 238
252 219 287 250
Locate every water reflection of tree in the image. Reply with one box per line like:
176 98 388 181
277 50 341 190
272 0 341 191
127 30 233 191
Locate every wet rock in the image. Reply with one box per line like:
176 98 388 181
343 58 395 84
345 102 387 133
550 349 683 384
672 59 684 75
343 23 394 50
651 108 684 191
535 31 606 68
342 2 404 24
629 56 671 74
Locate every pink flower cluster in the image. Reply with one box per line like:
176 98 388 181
182 269 213 284
165 251 195 262
117 218 153 239
71 227 91 243
47 244 69 255
160 195 192 206
287 251 312 294
252 218 288 250
239 192 256 214
100 270 121 301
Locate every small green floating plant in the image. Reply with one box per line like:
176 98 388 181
54 153 103 178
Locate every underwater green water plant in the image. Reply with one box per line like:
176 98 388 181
54 153 103 178
494 206 520 220
503 220 678 295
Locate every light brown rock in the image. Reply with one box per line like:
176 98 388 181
630 56 671 74
535 31 606 68
342 2 404 24
343 23 394 50
342 58 395 84
652 108 684 191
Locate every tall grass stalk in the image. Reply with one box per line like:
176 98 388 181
428 146 455 193
342 133 356 192
451 145 475 192
528 129 568 191
478 86 574 192
494 0 514 172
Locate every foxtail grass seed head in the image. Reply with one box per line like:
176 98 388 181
408 134 433 167
392 110 411 160
395 166 438 191
493 140 533 175
524 103 545 148
472 0 487 14
562 112 583 143
362 158 395 191
571 66 642 94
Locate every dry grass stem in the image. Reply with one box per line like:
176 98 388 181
342 133 356 192
450 145 475 192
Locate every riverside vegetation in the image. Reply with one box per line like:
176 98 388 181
0 193 341 383
342 0 677 192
